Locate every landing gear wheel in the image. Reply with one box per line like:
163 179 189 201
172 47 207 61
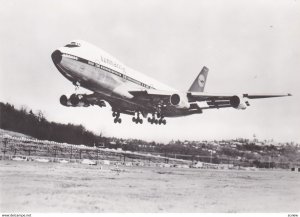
132 112 144 124
113 118 121 124
113 111 120 118
113 111 121 123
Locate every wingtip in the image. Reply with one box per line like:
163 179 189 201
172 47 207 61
288 93 292 96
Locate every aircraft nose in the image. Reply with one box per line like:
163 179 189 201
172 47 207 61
51 50 62 64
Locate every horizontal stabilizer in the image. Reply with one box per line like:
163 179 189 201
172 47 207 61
243 93 292 99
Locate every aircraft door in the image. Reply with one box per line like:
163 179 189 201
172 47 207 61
122 69 127 83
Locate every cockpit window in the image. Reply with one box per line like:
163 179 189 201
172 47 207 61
64 42 81 48
65 44 79 48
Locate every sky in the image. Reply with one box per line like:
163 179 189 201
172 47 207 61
0 0 299 143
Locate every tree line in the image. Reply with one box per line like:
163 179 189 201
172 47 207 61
1 101 299 168
0 102 99 146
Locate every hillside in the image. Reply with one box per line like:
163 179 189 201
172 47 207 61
0 102 100 146
1 101 299 168
0 128 34 139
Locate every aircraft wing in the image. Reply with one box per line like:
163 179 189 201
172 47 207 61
130 89 172 97
129 89 291 110
188 92 291 110
188 92 292 101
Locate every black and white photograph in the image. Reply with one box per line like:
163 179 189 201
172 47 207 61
0 0 300 215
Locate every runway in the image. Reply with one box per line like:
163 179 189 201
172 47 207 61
0 160 299 212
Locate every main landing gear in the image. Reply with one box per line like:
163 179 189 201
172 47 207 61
147 113 166 125
132 112 143 124
112 111 166 125
112 111 121 124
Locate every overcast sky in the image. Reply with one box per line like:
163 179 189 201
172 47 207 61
0 0 299 143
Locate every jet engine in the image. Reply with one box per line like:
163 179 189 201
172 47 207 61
60 95 72 106
60 94 106 108
230 95 248 110
170 93 190 109
60 94 90 107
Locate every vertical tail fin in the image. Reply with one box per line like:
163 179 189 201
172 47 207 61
188 66 209 92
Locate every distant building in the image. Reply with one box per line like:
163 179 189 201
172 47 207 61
254 142 264 146
230 144 237 148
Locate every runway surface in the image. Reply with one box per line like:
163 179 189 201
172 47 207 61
0 160 299 212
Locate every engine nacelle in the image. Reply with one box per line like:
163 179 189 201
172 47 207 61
170 93 190 109
60 94 90 107
230 95 247 110
96 100 106 108
69 94 80 106
60 95 72 106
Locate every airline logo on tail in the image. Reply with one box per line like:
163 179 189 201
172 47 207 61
198 74 206 87
188 66 209 92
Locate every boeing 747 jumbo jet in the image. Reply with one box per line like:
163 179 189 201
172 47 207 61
51 40 291 125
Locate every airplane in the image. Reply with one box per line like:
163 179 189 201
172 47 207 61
51 40 291 125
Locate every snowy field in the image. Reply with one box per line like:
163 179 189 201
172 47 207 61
0 160 299 213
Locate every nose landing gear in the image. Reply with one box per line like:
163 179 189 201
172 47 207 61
73 81 80 91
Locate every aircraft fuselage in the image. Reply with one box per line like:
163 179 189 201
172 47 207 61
51 40 192 121
51 40 291 124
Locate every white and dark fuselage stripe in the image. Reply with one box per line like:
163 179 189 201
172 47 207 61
62 53 154 90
